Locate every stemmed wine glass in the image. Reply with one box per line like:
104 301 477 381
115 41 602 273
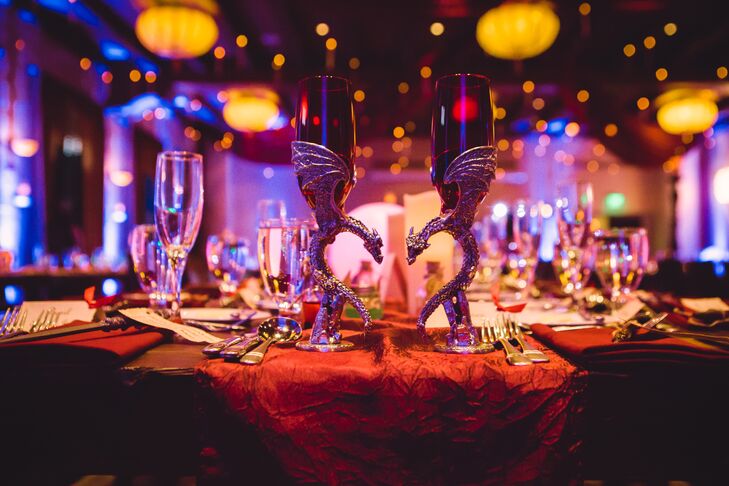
504 200 543 299
554 181 595 295
128 224 170 308
593 227 649 304
154 151 204 316
206 232 250 297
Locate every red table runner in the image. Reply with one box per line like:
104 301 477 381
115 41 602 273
0 320 167 366
195 315 587 484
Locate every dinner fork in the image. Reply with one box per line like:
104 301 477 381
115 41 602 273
501 314 549 363
482 318 532 366
29 309 60 333
0 306 27 336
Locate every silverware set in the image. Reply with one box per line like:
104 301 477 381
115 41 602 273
480 314 550 366
0 306 60 340
202 317 302 365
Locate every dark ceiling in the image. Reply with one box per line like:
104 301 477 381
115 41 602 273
22 0 729 167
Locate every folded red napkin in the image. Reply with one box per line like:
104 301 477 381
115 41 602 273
0 320 167 366
530 324 729 368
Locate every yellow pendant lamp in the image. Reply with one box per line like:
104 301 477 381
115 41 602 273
223 88 281 133
135 1 219 59
656 89 719 135
476 1 560 60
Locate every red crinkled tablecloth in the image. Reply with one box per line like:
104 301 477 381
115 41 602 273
195 314 587 485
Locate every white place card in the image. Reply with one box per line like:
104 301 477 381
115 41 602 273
680 298 729 313
19 301 96 332
119 308 222 344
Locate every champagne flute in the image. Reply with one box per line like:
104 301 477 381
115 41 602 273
206 232 250 297
154 151 204 316
593 227 649 304
432 73 494 214
257 219 311 316
128 224 170 307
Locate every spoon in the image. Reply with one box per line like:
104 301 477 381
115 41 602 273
240 317 302 365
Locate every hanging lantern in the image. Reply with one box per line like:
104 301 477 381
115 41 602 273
476 1 560 60
656 89 719 135
10 138 39 158
135 1 219 59
223 88 281 133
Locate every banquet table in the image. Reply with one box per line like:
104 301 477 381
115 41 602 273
1 311 728 485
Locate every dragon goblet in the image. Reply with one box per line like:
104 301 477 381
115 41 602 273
292 75 383 352
407 73 497 354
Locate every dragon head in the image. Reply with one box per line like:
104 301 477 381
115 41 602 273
406 227 430 265
365 229 384 264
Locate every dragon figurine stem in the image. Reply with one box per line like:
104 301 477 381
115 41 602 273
293 141 383 352
406 146 497 353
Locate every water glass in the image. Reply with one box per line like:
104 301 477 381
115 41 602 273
504 200 543 298
206 232 250 296
256 199 286 227
154 151 204 316
552 243 595 295
593 227 649 304
128 224 171 307
257 219 311 316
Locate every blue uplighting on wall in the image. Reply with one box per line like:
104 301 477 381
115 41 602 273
546 118 567 135
3 285 23 306
18 9 37 23
136 58 157 74
38 0 71 14
72 2 99 25
26 64 39 77
106 93 163 119
511 118 532 134
102 278 121 296
173 95 189 108
101 40 130 61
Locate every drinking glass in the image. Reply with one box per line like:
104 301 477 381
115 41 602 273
432 73 494 214
154 151 204 316
476 205 507 288
257 219 311 316
553 181 595 295
552 244 595 295
556 181 593 248
593 228 649 304
206 232 250 297
128 224 170 307
504 200 542 299
256 199 286 227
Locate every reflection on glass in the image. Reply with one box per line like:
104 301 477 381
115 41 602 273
504 200 542 298
552 244 595 295
593 227 649 303
128 224 170 308
206 232 250 297
257 219 312 316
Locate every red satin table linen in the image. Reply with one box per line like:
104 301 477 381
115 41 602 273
195 315 587 485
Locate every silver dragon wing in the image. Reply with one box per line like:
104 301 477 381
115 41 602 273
292 141 352 192
443 146 497 205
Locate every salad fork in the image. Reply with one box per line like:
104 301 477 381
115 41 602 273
482 318 532 366
0 306 27 336
500 314 549 363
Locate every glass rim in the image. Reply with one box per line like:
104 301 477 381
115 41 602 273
157 150 203 162
593 227 647 237
435 73 491 88
297 75 350 92
259 217 315 228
